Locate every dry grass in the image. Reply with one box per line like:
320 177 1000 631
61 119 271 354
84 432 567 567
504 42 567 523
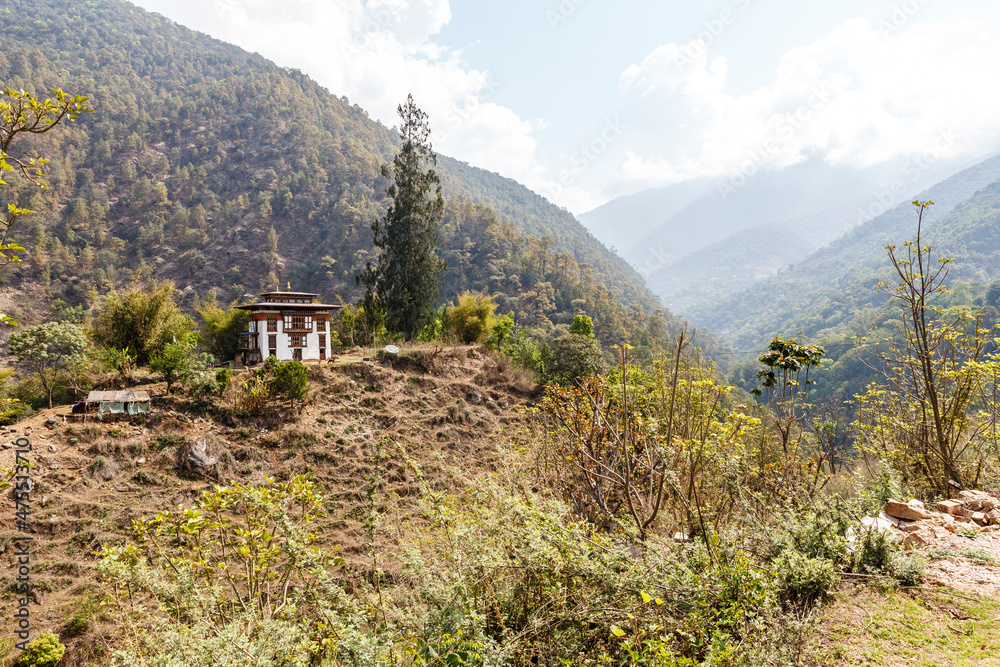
0 344 537 665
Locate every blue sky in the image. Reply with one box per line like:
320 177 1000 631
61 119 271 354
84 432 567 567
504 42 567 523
131 0 1000 214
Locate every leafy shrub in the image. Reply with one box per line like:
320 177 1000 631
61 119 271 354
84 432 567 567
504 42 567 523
14 632 65 667
926 546 998 566
198 301 249 363
773 549 837 606
543 334 607 385
97 474 364 665
9 373 77 411
188 367 230 406
485 311 515 350
271 360 309 403
851 524 898 577
497 325 542 374
568 313 594 337
894 554 926 587
448 293 496 344
62 612 90 637
150 342 198 394
90 280 196 365
769 500 851 565
96 346 136 379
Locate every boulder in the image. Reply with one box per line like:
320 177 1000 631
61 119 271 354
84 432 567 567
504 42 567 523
884 500 933 521
878 511 900 527
186 437 218 471
902 530 932 549
853 516 904 544
972 511 988 526
862 515 898 532
959 490 997 512
937 499 964 515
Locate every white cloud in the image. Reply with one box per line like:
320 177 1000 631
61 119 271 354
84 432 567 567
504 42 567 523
133 0 578 209
610 17 1000 192
127 3 1000 215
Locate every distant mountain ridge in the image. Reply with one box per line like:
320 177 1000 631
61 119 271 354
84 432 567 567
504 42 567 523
692 152 1000 353
577 154 990 317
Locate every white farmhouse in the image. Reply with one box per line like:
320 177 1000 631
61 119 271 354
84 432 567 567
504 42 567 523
235 291 343 365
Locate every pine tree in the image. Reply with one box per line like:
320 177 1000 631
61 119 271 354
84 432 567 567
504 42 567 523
359 95 446 340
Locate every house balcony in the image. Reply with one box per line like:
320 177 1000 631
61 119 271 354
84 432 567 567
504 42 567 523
238 332 258 350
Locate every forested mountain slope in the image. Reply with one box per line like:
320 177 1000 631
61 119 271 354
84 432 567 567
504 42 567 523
695 153 1000 353
0 0 672 344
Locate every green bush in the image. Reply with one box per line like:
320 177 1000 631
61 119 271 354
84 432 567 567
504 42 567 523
769 501 851 565
543 334 607 385
894 554 926 587
198 300 249 363
9 373 76 411
568 313 594 338
90 280 196 365
485 311 515 350
15 632 65 667
271 360 310 403
772 550 837 606
851 524 898 577
150 342 203 394
448 293 496 344
62 612 90 637
152 432 187 451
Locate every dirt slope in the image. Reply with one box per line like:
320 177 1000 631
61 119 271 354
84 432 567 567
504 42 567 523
0 344 537 664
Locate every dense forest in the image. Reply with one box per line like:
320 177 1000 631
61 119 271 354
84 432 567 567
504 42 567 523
0 0 711 361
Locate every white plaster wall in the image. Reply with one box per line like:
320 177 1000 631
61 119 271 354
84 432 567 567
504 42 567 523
248 312 330 363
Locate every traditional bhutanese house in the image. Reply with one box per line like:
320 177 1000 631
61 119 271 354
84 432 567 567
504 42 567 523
81 390 152 420
235 291 343 366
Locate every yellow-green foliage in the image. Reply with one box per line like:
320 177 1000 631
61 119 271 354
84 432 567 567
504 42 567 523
90 280 196 365
14 632 65 667
198 300 249 363
448 292 496 343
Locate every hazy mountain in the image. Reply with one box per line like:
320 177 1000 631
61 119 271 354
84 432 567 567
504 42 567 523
692 152 1000 353
577 156 987 315
577 178 717 252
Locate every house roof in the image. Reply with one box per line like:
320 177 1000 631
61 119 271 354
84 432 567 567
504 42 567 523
235 302 343 311
259 291 319 298
86 390 151 403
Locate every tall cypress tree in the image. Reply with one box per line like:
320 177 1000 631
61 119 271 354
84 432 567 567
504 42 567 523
359 95 446 340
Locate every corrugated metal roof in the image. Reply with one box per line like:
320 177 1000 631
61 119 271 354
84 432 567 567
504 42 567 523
86 390 151 403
